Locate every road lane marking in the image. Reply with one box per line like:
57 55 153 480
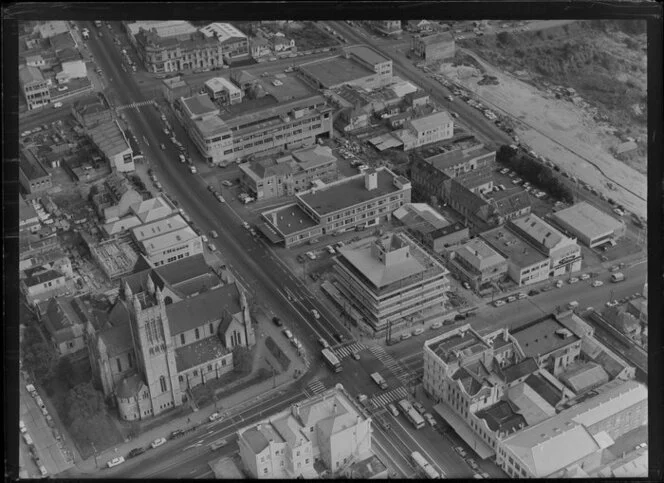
390 414 450 477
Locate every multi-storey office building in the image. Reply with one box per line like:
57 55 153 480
19 64 50 110
239 144 339 200
176 93 334 166
393 111 454 151
131 214 203 267
237 385 372 479
333 232 450 333
260 168 411 247
450 238 508 290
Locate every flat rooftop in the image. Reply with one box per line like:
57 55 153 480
456 238 505 270
426 327 489 364
140 226 198 254
20 149 49 180
427 145 494 171
183 94 218 117
259 74 316 103
481 226 548 268
552 202 623 240
265 204 318 236
346 45 391 66
298 168 403 217
511 315 579 359
299 56 375 89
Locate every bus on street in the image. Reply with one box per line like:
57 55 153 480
411 451 441 479
321 348 342 373
398 399 425 429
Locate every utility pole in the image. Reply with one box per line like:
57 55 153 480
91 442 99 469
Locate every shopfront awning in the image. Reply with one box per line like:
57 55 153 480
257 222 283 244
433 403 495 460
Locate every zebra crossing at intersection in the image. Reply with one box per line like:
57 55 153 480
368 346 411 385
306 377 326 396
334 342 367 360
369 387 409 410
116 100 156 111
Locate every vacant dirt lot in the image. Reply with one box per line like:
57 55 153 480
439 21 647 218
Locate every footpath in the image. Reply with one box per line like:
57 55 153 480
67 307 309 475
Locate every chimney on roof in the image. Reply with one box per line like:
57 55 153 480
365 169 377 191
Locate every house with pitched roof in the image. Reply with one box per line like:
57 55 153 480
86 260 254 421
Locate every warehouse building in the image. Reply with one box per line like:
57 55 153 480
551 202 626 248
411 31 455 61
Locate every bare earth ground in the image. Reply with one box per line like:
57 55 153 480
438 30 647 218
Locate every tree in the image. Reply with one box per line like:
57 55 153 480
69 412 107 446
23 341 56 385
65 382 105 424
56 356 75 391
233 346 253 375
496 31 513 46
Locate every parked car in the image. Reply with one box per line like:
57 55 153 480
592 280 604 287
455 446 467 457
318 337 330 349
401 332 411 340
388 403 399 417
580 273 590 281
555 280 563 288
207 243 216 252
160 143 166 150
352 352 361 361
413 402 426 414
424 413 437 427
493 300 506 307
430 321 443 329
127 447 146 458
311 309 320 320
462 281 471 290
107 456 126 468
210 230 219 238
39 465 48 477
528 289 540 296
305 251 317 260
188 165 197 174
209 412 222 422
283 329 293 341
326 245 335 254
221 180 233 187
506 295 517 303
19 420 27 433
517 292 527 300
467 458 480 471
568 277 579 284
296 254 305 263
151 437 167 448
334 333 345 343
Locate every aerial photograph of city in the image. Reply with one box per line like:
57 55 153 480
13 11 653 480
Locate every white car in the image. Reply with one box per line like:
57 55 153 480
312 309 320 320
580 273 591 281
555 280 563 288
592 280 604 288
493 300 506 307
462 281 471 290
209 412 222 422
326 245 335 254
242 222 251 230
613 208 625 217
357 394 368 403
506 295 517 303
164 128 170 135
221 180 233 187
568 277 579 284
388 403 399 417
283 329 293 340
19 420 27 433
189 166 197 174
305 251 317 260
178 153 186 163
151 437 166 448
107 456 125 468
201 235 208 243
207 243 216 252
39 465 48 477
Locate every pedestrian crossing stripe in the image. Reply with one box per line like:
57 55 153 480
115 100 156 111
369 387 409 410
333 342 367 360
307 379 326 395
368 346 411 384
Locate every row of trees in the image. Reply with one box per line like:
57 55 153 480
496 145 574 204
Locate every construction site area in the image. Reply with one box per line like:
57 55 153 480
437 20 647 219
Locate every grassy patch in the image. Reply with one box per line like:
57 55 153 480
265 336 291 372
72 411 125 460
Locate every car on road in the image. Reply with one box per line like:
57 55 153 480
580 273 590 281
107 456 125 468
568 277 579 284
272 317 283 327
506 295 517 303
455 446 467 458
160 143 166 150
555 280 563 288
413 328 424 336
305 251 317 260
311 309 320 320
613 208 625 217
207 243 216 252
334 333 345 343
127 447 146 458
387 403 400 417
605 300 618 307
52 101 63 108
352 352 361 360
528 289 540 296
151 437 167 448
318 337 330 349
493 299 506 307
189 165 197 174
424 413 437 427
467 458 480 471
517 292 527 300
462 281 471 290
431 321 443 329
221 180 233 187
400 332 411 340
209 412 222 422
19 420 27 433
164 128 170 135
413 402 426 414
357 394 368 404
210 230 219 238
326 245 335 254
592 280 604 287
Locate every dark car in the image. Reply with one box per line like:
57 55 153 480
454 314 466 321
528 289 540 296
127 447 146 459
170 429 185 439
334 333 345 343
296 254 305 263
272 317 283 327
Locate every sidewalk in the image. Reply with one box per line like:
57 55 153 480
68 307 309 475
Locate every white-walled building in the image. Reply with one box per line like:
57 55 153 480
204 76 242 105
131 214 203 267
551 202 626 248
238 384 372 478
394 111 454 150
56 59 88 83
